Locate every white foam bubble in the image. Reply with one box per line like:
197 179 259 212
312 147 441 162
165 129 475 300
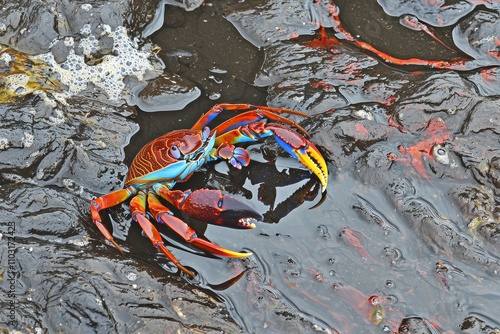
0 51 12 65
32 26 158 104
64 37 75 47
5 73 33 96
81 4 92 11
0 138 10 150
22 132 34 148
80 23 92 36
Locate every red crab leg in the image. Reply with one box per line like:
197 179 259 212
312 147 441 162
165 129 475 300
191 103 310 136
130 191 195 277
90 186 137 254
322 2 475 70
212 109 310 137
148 188 253 258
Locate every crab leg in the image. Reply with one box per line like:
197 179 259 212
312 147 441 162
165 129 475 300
149 187 253 258
214 122 328 191
212 110 310 137
191 103 310 135
90 186 137 254
130 191 195 277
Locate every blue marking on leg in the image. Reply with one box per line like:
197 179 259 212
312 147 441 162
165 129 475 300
275 135 298 160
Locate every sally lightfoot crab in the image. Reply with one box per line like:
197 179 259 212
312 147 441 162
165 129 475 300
90 104 328 277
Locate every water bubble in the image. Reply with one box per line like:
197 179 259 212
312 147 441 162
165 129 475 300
287 269 301 277
385 294 398 304
383 246 403 265
209 92 221 100
433 144 449 164
317 225 331 239
385 280 395 289
208 75 223 84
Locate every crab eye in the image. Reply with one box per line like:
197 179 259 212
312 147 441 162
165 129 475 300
169 145 181 159
201 126 210 140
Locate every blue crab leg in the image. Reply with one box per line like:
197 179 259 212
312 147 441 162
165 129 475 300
90 186 138 254
130 191 195 277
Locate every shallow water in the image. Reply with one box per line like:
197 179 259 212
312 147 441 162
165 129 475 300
1 1 499 333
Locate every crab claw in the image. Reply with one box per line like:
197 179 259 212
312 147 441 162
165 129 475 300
186 189 262 228
157 187 262 229
268 124 329 192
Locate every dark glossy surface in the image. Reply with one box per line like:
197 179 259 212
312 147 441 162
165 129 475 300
1 1 499 333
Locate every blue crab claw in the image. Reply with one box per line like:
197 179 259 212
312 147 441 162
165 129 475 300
269 124 329 192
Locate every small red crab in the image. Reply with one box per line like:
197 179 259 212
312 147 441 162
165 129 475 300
90 104 329 277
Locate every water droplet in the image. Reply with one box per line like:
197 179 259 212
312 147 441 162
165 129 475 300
208 75 223 84
287 269 301 277
317 224 331 239
433 144 449 164
209 92 221 100
209 67 227 74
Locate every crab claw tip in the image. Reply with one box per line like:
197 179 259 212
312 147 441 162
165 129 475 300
110 239 125 255
238 217 258 229
297 145 329 192
190 238 252 258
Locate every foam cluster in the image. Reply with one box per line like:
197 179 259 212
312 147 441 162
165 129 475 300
32 26 159 103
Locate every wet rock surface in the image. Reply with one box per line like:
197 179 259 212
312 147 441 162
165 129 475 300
1 0 500 333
